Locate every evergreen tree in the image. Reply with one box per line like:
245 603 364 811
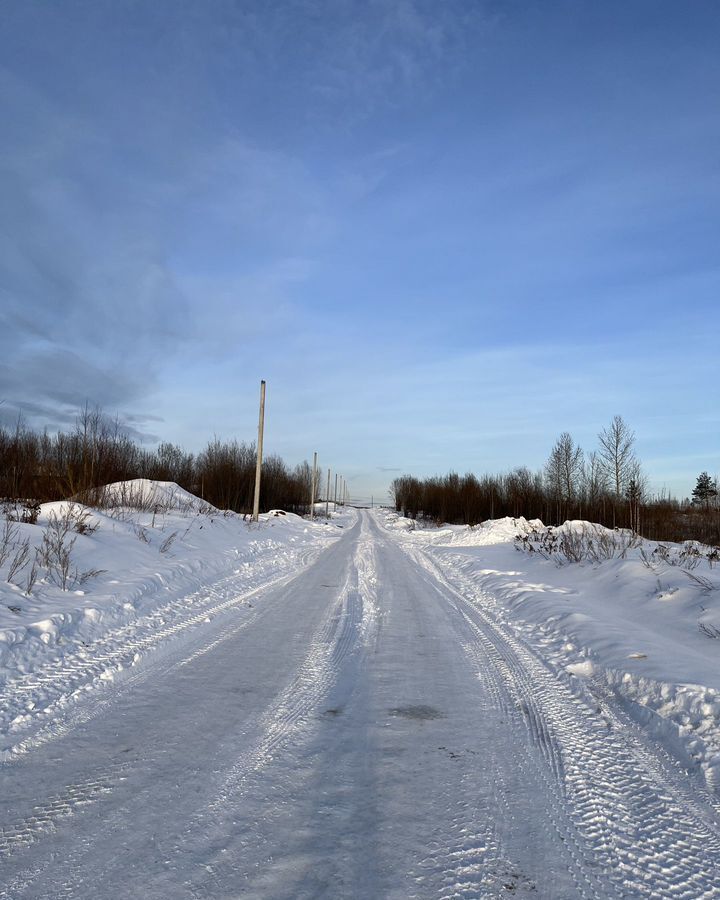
691 472 717 509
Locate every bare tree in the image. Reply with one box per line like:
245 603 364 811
597 415 636 526
545 432 583 522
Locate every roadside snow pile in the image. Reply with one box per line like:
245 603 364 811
383 511 540 545
92 478 214 514
444 516 542 546
384 512 419 532
380 509 720 793
0 481 347 752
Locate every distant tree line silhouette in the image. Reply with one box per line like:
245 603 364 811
0 406 313 515
2 408 717 543
391 416 719 546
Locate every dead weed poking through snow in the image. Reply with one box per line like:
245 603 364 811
515 523 642 565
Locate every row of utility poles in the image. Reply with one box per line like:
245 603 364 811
309 451 349 520
251 379 348 522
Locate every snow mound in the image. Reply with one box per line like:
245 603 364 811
262 509 315 526
384 513 418 532
94 479 216 513
447 516 543 546
386 514 542 546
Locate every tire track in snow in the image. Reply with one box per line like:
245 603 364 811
401 561 600 898
0 545 325 760
0 764 126 857
173 532 379 897
0 536 357 897
413 742 545 899
362 514 561 899
447 599 615 899
206 531 377 813
0 573 311 894
402 539 720 898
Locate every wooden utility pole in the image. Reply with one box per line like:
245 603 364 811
310 451 318 519
251 380 266 522
334 473 338 508
325 468 331 519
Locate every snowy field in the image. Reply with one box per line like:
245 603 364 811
1 491 719 897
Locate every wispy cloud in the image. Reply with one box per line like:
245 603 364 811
1 0 718 498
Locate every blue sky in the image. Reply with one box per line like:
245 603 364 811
1 0 718 501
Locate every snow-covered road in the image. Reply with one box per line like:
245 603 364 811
2 511 720 898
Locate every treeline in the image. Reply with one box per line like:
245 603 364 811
0 408 314 515
391 416 720 546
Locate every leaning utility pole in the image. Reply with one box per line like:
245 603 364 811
325 468 331 519
251 380 266 522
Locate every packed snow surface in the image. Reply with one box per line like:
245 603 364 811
385 511 720 790
1 499 719 897
0 482 345 749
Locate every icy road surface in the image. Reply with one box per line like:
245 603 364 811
2 511 720 898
